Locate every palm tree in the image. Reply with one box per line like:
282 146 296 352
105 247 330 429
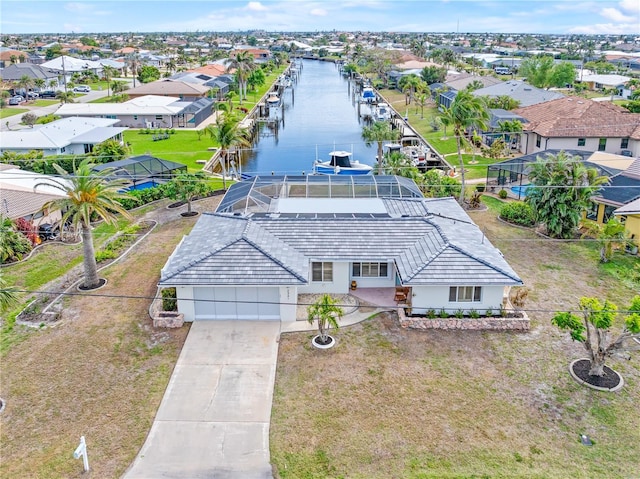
102 65 118 96
398 74 422 105
226 50 255 104
0 272 19 312
581 217 629 263
307 293 343 346
497 119 523 153
439 91 489 204
205 115 251 190
33 78 46 93
362 121 401 175
383 151 419 178
36 160 132 289
17 75 34 100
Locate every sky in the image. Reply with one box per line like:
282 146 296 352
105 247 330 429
1 0 639 35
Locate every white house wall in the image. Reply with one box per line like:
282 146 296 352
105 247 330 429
523 133 638 156
176 286 195 321
298 262 350 294
350 261 395 288
280 286 297 321
411 285 506 315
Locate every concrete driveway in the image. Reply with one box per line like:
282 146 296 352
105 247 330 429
123 321 280 479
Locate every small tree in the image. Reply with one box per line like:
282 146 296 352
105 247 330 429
581 217 629 263
21 112 38 128
307 294 343 345
552 296 640 377
166 172 210 215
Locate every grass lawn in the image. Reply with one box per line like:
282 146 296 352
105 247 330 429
378 89 505 176
32 99 59 107
270 207 640 478
0 107 28 119
124 130 214 171
0 196 226 478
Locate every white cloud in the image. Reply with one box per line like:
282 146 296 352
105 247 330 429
246 2 268 12
569 22 639 34
619 0 638 13
310 8 327 16
600 7 634 23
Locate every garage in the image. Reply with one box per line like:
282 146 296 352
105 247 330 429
193 287 280 320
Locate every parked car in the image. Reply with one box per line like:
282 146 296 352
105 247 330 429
8 96 24 105
26 91 39 99
39 90 58 98
73 85 91 93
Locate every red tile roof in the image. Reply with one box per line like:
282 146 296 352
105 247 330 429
514 97 640 139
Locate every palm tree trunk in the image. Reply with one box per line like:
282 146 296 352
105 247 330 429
456 136 466 205
221 151 227 190
81 223 100 289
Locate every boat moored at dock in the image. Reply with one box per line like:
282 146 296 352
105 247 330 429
313 150 373 175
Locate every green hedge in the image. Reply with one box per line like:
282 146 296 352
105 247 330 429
500 202 535 226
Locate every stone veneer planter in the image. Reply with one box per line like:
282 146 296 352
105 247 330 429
398 308 529 331
152 311 185 328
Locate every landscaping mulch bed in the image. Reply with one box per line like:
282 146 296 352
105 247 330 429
571 359 622 390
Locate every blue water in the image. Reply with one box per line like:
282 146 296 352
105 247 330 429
511 185 530 197
239 60 376 176
128 181 157 191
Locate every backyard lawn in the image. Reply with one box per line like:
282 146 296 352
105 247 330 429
124 130 215 171
378 89 499 180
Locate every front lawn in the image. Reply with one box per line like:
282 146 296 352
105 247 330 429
32 99 59 107
270 206 639 478
0 108 28 119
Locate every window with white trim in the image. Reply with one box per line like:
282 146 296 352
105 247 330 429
312 262 333 282
449 286 482 302
352 262 388 278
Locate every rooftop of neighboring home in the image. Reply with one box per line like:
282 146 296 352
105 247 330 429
40 55 103 72
444 73 503 91
615 197 640 216
579 73 632 86
0 62 59 81
0 48 29 61
472 80 565 107
0 166 68 219
56 94 212 117
0 117 126 151
513 97 640 139
124 80 210 97
592 158 640 207
190 63 228 77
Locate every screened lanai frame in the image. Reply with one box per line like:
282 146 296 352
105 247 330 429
93 155 187 188
216 175 424 214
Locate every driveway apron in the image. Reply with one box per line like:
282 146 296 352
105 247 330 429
123 321 280 479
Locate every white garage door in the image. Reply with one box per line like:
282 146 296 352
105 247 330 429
193 287 280 320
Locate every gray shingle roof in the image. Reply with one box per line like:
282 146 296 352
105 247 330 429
159 196 522 287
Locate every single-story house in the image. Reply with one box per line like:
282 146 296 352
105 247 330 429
158 175 522 321
40 55 104 75
513 98 640 156
124 80 210 100
0 48 30 68
55 95 214 129
433 73 503 109
0 117 127 157
578 74 631 97
0 164 67 225
472 80 565 108
614 197 640 249
589 158 640 227
0 63 60 89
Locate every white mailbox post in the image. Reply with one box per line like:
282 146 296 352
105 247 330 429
73 436 89 472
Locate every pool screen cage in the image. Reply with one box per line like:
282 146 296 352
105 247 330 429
92 155 187 189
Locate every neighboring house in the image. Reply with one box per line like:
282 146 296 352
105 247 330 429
230 48 271 63
55 95 214 129
589 158 640 228
614 197 640 250
124 80 210 100
472 80 565 107
190 63 228 78
158 175 522 321
434 73 503 109
0 117 127 156
0 164 66 225
0 48 30 68
0 63 60 89
579 74 631 97
40 55 103 75
513 98 640 156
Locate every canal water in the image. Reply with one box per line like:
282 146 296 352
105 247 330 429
240 59 376 176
